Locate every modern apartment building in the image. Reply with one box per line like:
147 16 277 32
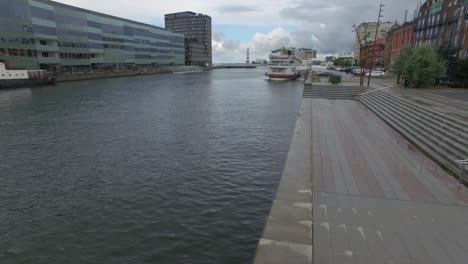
165 11 212 67
354 21 395 61
0 0 185 72
296 48 317 60
413 0 468 59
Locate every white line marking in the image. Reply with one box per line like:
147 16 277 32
357 226 366 240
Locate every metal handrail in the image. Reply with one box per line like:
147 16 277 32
355 85 393 97
455 159 468 164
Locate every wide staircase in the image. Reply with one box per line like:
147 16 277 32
303 85 369 99
357 89 468 182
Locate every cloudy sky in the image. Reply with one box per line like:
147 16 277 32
56 0 421 63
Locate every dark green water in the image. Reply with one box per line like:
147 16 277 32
0 69 303 264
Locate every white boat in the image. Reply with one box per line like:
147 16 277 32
266 48 300 81
0 60 55 89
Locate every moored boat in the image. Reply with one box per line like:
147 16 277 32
266 48 300 81
0 60 55 89
266 66 300 81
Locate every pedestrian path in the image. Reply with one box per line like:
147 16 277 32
312 98 468 264
254 86 468 264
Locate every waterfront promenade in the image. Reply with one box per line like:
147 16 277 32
255 85 468 263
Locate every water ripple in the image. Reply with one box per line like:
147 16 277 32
0 69 302 263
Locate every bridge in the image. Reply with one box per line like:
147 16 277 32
210 63 259 69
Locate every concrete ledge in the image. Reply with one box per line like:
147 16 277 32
253 99 313 264
56 69 171 82
255 239 313 264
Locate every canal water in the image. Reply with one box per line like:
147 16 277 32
0 69 303 263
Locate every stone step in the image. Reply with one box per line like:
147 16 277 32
304 93 366 97
304 90 368 94
304 87 368 90
360 94 468 162
304 91 367 95
372 90 468 136
304 89 365 93
371 90 468 136
305 88 368 90
359 96 466 179
304 86 370 99
303 96 354 99
364 92 468 148
359 97 461 175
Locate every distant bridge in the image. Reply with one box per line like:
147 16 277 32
210 63 258 69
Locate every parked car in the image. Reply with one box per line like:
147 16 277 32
316 71 333 77
344 68 353 74
352 68 362 75
365 70 385 77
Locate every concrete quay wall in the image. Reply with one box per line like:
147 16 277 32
253 99 313 264
56 66 203 82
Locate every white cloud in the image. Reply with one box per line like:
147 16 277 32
213 27 323 63
55 0 421 62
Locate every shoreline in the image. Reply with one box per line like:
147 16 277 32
56 66 205 83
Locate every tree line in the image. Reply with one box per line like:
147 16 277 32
333 58 355 68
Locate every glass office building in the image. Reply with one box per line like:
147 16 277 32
0 0 185 72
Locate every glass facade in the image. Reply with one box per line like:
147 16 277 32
0 0 185 71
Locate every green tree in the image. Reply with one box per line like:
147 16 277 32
437 44 459 85
334 58 352 67
450 59 468 87
392 47 412 85
403 45 445 87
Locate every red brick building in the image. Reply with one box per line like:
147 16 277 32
391 22 415 64
384 25 398 69
365 38 386 68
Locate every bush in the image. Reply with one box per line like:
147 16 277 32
329 74 342 84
